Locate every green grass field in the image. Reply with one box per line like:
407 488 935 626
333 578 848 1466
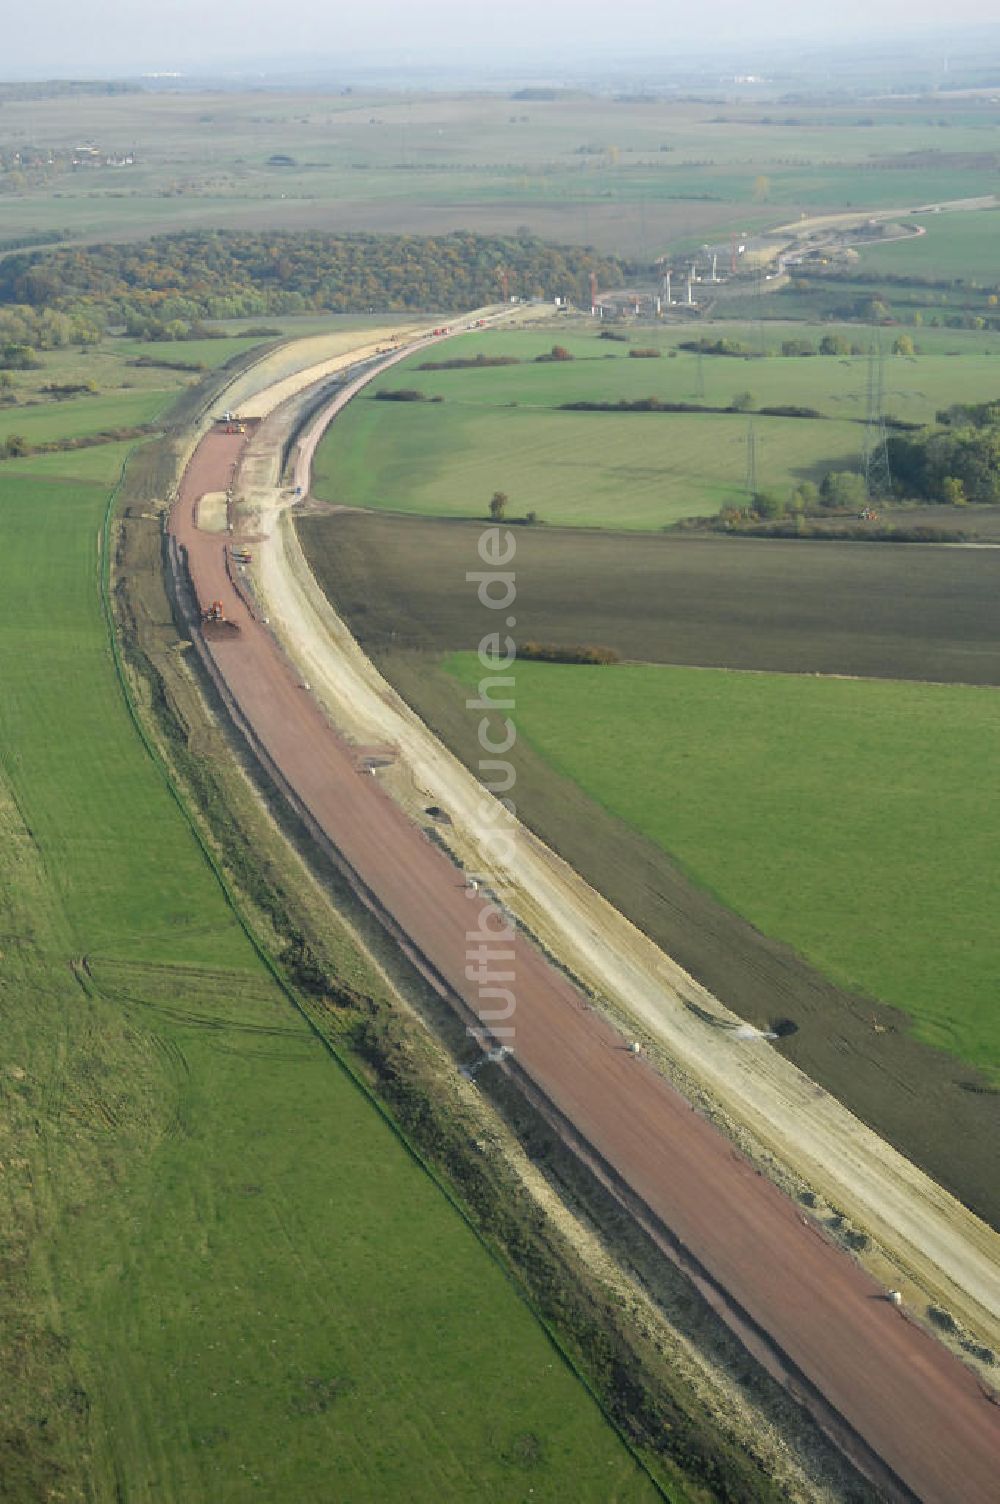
857 207 1000 282
311 324 1000 527
0 332 254 470
445 655 1000 1077
0 467 657 1500
0 438 141 483
364 323 1000 418
0 321 390 475
317 397 863 527
0 388 172 446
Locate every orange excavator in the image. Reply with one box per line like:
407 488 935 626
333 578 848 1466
200 599 240 638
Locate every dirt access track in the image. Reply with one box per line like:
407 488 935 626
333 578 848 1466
168 323 1000 1503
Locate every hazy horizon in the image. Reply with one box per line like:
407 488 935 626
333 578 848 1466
6 3 1000 82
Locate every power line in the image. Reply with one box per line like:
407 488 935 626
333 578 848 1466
751 259 766 357
862 317 892 499
745 416 758 499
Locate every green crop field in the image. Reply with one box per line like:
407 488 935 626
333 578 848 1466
1 438 143 483
316 399 860 527
0 456 657 1499
311 323 1000 527
0 388 172 446
364 322 1000 418
857 207 1000 283
445 654 1000 1077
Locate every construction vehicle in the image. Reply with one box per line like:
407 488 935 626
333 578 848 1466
200 598 241 639
230 547 252 564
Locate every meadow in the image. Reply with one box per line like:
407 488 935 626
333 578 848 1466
310 323 1000 526
856 206 1000 283
0 373 657 1496
0 387 173 446
0 334 248 458
444 655 1000 1077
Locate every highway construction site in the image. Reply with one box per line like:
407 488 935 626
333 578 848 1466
144 320 1000 1503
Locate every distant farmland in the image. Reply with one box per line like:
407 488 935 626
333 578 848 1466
3 88 1000 260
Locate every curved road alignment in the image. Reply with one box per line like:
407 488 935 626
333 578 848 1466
271 349 1000 1355
169 335 1000 1504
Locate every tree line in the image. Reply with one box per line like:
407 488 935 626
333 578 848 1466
0 231 627 335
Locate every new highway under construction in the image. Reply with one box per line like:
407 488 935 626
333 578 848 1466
166 330 1000 1504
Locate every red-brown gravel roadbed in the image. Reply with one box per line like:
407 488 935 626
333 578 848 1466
171 427 1000 1503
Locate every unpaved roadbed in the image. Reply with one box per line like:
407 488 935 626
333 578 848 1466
169 326 1000 1504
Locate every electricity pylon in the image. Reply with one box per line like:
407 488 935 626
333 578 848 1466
862 320 892 499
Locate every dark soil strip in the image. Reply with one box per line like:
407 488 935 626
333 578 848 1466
299 511 1000 687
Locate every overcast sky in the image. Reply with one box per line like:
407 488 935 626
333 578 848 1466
7 0 998 77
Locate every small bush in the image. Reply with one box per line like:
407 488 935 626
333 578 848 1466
129 355 207 372
678 337 754 358
758 404 822 419
519 642 619 665
417 354 520 371
40 382 99 398
960 1341 995 1366
927 1306 959 1335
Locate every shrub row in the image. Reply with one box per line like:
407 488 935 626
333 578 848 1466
416 354 521 371
519 641 620 665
